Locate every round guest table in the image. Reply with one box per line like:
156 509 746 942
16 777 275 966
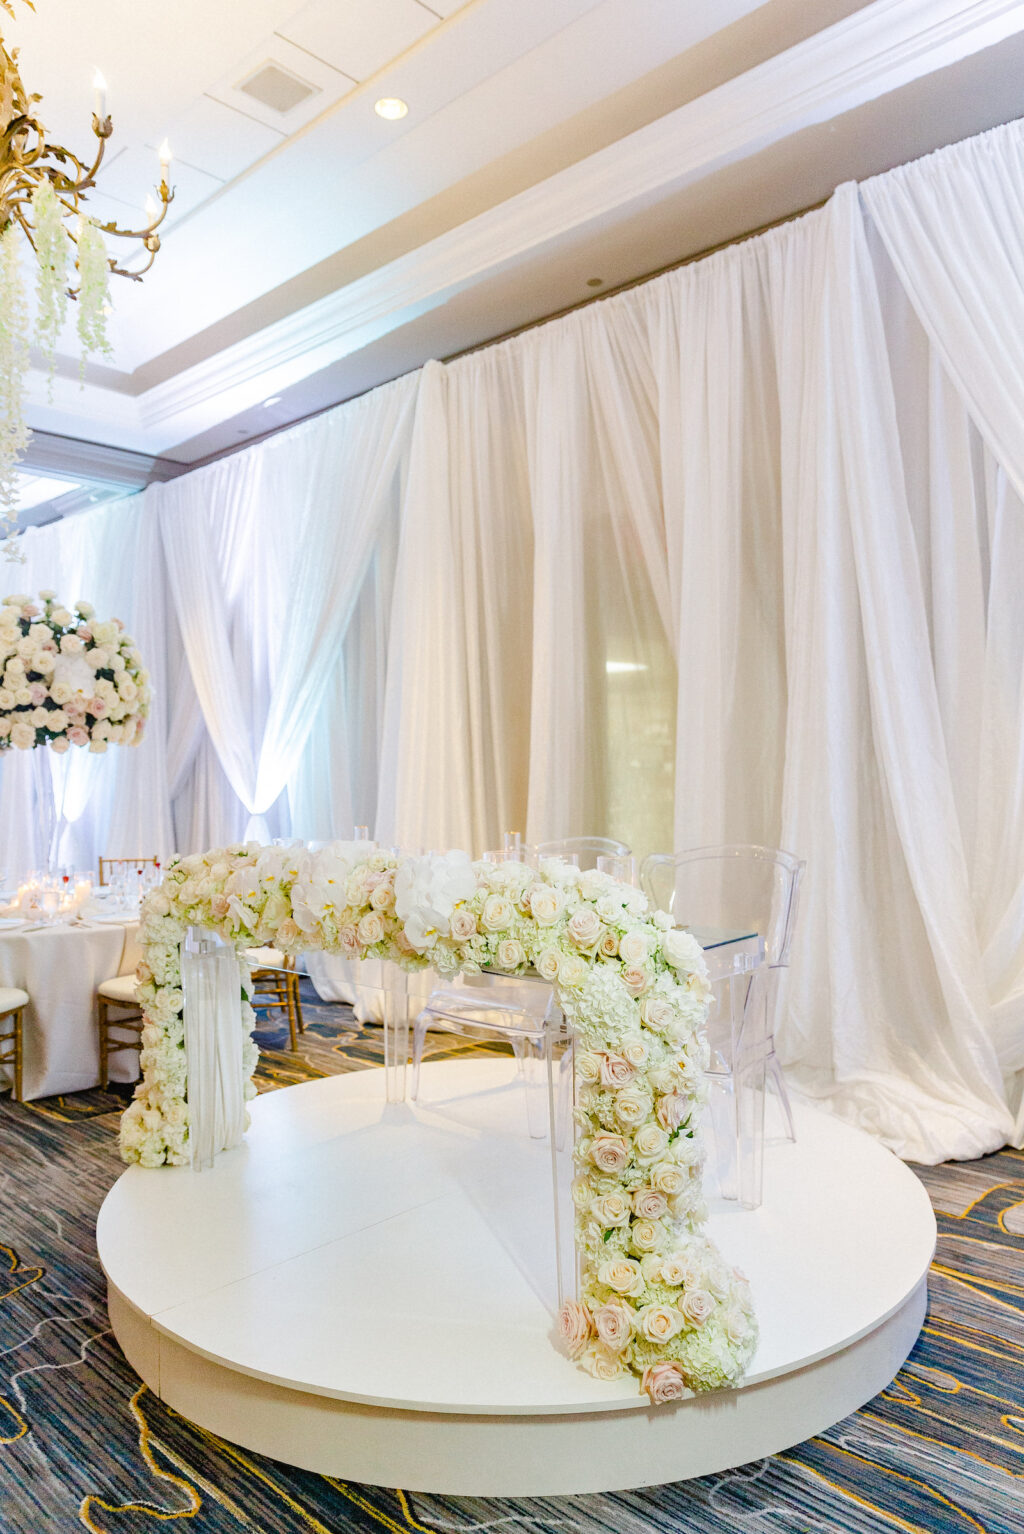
98 1057 935 1495
0 917 140 1098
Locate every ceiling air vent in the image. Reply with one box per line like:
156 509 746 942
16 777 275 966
237 62 320 114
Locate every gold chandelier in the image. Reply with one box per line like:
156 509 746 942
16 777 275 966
0 0 173 279
0 0 175 555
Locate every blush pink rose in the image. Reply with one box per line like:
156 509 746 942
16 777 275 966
620 964 651 996
338 924 361 959
593 1299 635 1353
642 1360 687 1405
558 1300 593 1360
656 1092 690 1131
589 1132 629 1174
67 726 89 747
28 683 45 704
89 696 107 717
449 907 477 941
598 1052 636 1090
680 1288 715 1327
632 1187 668 1220
567 907 602 950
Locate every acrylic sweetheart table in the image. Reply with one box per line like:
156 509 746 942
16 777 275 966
98 1050 935 1494
0 914 140 1099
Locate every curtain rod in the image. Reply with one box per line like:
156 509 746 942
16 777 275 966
439 194 829 365
182 191 828 475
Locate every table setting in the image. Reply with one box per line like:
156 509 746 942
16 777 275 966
0 865 149 1099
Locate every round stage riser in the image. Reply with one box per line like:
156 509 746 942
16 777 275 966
110 1281 926 1497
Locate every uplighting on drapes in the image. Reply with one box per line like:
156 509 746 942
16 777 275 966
155 373 419 839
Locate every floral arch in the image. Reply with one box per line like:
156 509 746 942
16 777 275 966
121 841 757 1402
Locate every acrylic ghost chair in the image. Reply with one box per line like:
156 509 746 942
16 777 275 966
409 835 630 1137
640 843 805 1207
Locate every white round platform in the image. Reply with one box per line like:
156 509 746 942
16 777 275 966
98 1059 935 1496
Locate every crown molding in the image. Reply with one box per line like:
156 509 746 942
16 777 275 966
22 429 188 485
26 0 1024 454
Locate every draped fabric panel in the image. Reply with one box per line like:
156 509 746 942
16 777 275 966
157 373 419 834
862 120 1024 504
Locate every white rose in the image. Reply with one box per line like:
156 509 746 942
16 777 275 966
529 885 563 926
535 947 561 982
614 1088 650 1128
481 893 514 932
661 927 705 972
357 910 385 946
597 1257 644 1296
630 1218 662 1252
568 907 602 949
651 1160 688 1197
495 938 524 971
633 1123 669 1162
618 931 649 965
576 1049 601 1083
637 1304 685 1344
590 1191 630 1228
580 1342 628 1382
557 952 588 988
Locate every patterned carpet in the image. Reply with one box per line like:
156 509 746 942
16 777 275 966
1 983 1022 1533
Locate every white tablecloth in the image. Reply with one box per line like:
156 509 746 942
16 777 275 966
0 920 140 1100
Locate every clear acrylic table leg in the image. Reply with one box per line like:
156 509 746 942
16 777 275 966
382 963 409 1103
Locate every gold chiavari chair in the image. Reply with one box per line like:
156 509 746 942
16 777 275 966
0 987 28 1101
96 975 143 1090
246 949 303 1053
98 856 158 887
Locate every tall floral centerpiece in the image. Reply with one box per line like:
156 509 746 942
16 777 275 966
0 590 149 752
121 842 758 1404
0 589 150 870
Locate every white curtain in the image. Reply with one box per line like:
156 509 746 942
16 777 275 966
157 373 418 836
862 120 1024 504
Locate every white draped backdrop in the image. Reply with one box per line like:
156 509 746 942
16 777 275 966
5 117 1024 1164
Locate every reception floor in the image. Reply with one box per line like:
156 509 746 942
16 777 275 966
0 985 1022 1532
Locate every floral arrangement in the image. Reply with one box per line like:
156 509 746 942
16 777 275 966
1 181 111 555
0 590 149 752
121 841 758 1402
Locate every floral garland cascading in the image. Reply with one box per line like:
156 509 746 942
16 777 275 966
0 180 112 554
122 843 758 1404
0 590 149 751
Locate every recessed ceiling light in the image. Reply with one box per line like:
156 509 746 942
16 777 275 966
374 97 408 120
263 396 282 408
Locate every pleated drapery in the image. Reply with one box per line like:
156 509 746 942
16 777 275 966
6 116 1024 1160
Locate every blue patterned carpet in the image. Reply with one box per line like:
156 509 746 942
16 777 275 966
0 983 1022 1532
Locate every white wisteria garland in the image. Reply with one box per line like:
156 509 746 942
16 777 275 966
122 841 758 1402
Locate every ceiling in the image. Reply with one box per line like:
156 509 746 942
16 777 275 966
12 0 1024 482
